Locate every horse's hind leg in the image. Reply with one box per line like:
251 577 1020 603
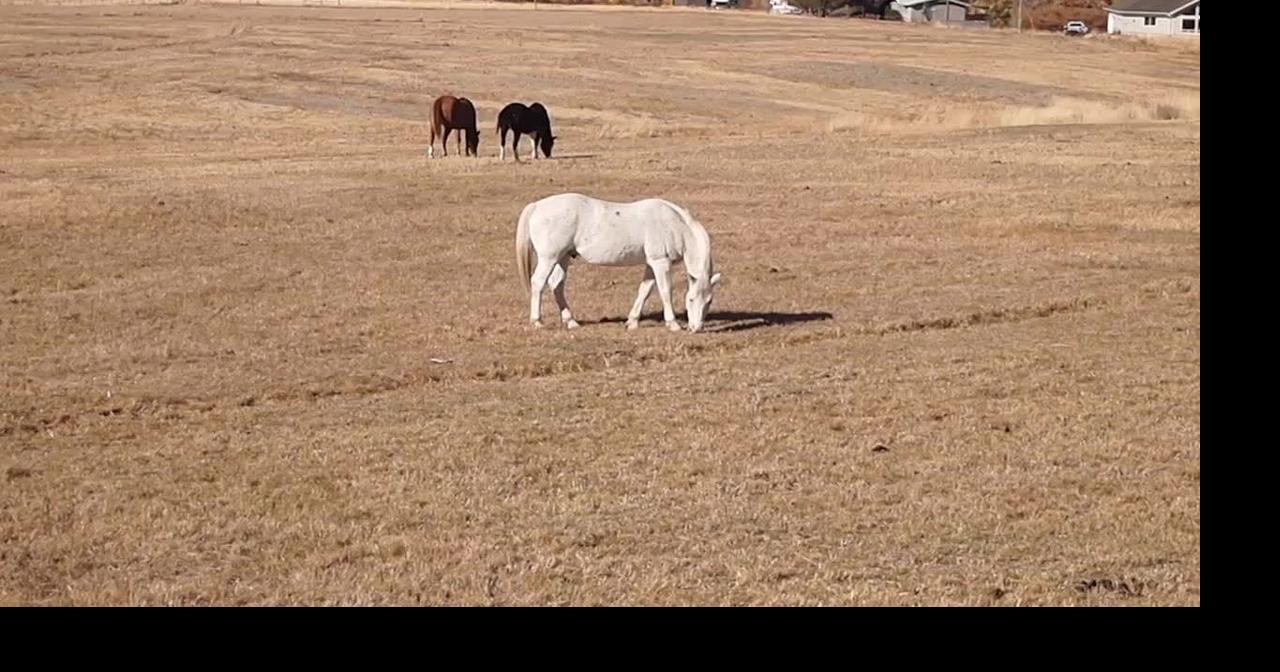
428 123 437 158
548 261 580 329
499 127 508 161
456 127 462 156
529 256 556 328
441 127 452 157
512 132 522 162
649 259 682 332
626 266 656 331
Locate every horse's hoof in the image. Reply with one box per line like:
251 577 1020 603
565 319 581 330
625 320 639 331
666 321 683 332
531 320 545 330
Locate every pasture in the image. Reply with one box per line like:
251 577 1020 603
0 1 1200 605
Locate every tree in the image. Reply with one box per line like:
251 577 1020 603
857 0 893 18
983 0 1023 27
790 0 837 15
791 0 892 18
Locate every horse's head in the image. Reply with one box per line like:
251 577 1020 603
685 271 722 334
466 129 481 156
540 134 556 158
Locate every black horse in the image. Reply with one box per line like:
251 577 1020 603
496 102 556 161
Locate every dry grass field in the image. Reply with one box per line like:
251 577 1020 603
0 1 1199 605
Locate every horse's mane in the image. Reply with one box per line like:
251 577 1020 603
665 201 714 278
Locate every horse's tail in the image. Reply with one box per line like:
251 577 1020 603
515 201 537 295
429 98 443 144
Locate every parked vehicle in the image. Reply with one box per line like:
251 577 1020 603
769 0 804 14
1064 20 1090 36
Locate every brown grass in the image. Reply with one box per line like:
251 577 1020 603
0 2 1199 606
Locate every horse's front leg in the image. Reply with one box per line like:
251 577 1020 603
626 265 656 331
529 134 540 160
548 262 580 329
649 259 681 332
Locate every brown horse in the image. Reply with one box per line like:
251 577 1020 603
428 95 479 158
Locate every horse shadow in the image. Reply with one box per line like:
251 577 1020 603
590 310 834 333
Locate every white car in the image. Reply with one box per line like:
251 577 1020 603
769 0 803 14
1063 21 1090 35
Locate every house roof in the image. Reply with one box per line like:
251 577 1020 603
1106 0 1198 15
894 0 973 7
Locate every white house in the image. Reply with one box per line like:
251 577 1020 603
1106 0 1200 37
890 0 972 23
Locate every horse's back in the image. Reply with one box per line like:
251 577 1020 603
453 97 477 127
498 102 528 125
527 103 552 129
432 95 453 125
526 193 687 265
529 192 599 218
498 102 551 133
433 94 456 114
531 193 670 216
433 94 476 129
527 193 620 234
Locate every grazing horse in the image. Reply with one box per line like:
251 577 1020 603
496 102 556 161
428 95 479 158
515 193 722 333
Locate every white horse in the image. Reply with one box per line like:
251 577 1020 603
515 193 722 333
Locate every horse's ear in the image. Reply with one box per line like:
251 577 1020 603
711 272 722 287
